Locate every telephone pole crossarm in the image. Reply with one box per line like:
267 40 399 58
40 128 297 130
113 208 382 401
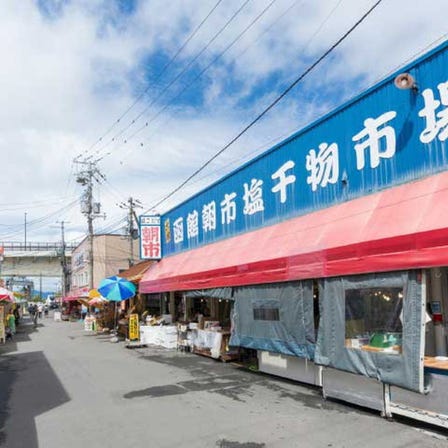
118 197 142 267
74 160 105 289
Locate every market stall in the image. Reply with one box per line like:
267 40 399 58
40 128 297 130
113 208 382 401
0 288 16 342
138 40 448 430
181 289 239 361
140 324 177 349
61 296 83 321
190 327 235 360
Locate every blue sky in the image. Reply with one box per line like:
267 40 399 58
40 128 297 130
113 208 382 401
0 0 447 288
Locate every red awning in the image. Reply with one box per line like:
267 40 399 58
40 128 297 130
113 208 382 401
62 295 82 302
141 171 448 293
63 287 89 302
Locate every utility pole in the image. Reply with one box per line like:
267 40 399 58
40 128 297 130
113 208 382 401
55 220 70 297
24 212 27 250
119 197 142 267
0 246 4 287
74 160 105 289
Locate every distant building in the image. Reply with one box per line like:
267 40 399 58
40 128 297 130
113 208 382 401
68 234 139 296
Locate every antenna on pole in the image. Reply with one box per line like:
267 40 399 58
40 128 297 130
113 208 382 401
118 197 142 267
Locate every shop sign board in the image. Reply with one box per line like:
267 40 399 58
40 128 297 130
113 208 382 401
128 313 139 341
161 41 448 257
139 215 162 260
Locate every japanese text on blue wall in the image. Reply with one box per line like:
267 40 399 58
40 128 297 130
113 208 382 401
161 41 448 257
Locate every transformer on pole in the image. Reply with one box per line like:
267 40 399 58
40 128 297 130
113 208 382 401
74 159 106 289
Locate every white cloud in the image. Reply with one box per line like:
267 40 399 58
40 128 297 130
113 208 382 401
0 0 446 254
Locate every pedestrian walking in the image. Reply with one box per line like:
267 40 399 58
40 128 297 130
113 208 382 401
6 309 16 336
38 303 43 319
28 303 38 326
13 305 20 326
81 304 88 320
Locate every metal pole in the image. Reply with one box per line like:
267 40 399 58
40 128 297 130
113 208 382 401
59 221 68 297
0 246 3 287
88 164 94 290
74 159 104 291
61 221 66 296
24 212 27 250
129 198 134 267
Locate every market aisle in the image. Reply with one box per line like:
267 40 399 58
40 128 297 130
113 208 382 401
0 316 446 448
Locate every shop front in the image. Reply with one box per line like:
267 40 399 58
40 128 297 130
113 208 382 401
181 288 238 360
135 288 237 359
140 41 448 428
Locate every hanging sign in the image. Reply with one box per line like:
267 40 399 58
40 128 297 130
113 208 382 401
139 215 162 260
128 313 140 341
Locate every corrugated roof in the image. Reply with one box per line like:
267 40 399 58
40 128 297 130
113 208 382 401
119 260 155 283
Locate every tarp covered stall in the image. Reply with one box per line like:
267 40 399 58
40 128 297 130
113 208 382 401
230 281 315 359
182 288 236 360
183 288 233 300
139 172 444 393
137 41 448 427
315 270 425 393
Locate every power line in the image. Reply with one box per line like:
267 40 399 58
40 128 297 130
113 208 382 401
370 32 448 88
90 0 252 163
0 195 77 211
77 0 224 162
201 31 448 190
143 0 384 213
96 218 127 235
108 0 342 171
110 0 278 158
87 20 446 238
233 0 306 61
0 200 79 240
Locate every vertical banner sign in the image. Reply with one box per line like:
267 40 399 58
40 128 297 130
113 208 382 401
128 313 139 341
139 215 162 260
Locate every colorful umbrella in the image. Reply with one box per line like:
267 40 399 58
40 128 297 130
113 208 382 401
98 276 136 340
88 289 101 299
98 276 136 302
0 287 14 303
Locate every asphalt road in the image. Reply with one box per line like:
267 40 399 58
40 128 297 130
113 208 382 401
0 315 446 448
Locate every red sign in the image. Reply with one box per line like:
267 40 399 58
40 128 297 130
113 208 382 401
140 216 162 260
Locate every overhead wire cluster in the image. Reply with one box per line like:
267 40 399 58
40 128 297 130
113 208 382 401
0 199 80 241
76 0 231 164
76 0 387 236
73 0 244 236
76 0 344 234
